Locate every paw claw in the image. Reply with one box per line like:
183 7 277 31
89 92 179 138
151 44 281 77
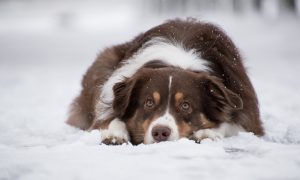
190 129 223 143
189 136 202 144
101 136 128 145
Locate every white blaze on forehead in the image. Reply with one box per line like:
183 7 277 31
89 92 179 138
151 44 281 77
168 76 173 90
167 76 173 107
96 37 209 121
144 112 180 144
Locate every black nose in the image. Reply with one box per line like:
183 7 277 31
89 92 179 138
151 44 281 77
151 126 171 142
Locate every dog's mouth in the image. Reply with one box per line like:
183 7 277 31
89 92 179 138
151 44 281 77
143 113 180 144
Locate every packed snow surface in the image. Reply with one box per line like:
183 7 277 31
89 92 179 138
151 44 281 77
0 5 300 180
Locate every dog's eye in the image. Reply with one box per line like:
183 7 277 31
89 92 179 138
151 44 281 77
180 102 190 111
144 98 155 109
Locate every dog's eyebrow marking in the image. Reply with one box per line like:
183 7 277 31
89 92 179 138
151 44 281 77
175 92 183 102
153 91 160 105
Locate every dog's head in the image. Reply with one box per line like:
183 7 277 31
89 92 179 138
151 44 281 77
112 64 242 145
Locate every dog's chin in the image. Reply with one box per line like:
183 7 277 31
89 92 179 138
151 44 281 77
143 136 181 144
143 139 164 144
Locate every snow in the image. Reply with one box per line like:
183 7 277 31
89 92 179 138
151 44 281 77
1 1 300 180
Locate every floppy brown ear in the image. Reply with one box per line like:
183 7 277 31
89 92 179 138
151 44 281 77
203 76 243 122
112 78 136 118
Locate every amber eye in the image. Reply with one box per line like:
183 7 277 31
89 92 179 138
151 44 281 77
144 98 155 109
180 102 190 111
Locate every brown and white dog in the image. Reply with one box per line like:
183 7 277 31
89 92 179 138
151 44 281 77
67 19 264 145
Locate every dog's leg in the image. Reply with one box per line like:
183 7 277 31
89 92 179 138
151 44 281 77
91 119 129 145
190 122 245 143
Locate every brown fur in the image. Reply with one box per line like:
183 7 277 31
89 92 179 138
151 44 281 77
67 18 264 145
177 121 193 138
199 113 217 129
67 44 131 130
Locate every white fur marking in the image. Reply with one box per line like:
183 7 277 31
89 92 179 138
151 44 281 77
168 76 173 90
100 119 129 142
167 76 173 108
144 112 179 144
193 122 245 142
96 37 209 121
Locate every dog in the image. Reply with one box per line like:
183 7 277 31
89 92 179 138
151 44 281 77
67 19 264 145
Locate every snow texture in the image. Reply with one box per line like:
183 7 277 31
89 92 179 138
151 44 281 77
1 2 300 180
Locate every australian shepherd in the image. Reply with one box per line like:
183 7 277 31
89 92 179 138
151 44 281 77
67 19 264 145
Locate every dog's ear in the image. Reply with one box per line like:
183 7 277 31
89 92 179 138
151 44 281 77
112 78 137 118
203 76 243 122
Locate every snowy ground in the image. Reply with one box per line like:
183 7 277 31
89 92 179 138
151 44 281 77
1 2 300 179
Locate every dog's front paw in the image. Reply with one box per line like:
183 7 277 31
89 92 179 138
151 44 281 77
100 130 129 145
190 129 224 143
99 118 129 145
101 136 128 145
